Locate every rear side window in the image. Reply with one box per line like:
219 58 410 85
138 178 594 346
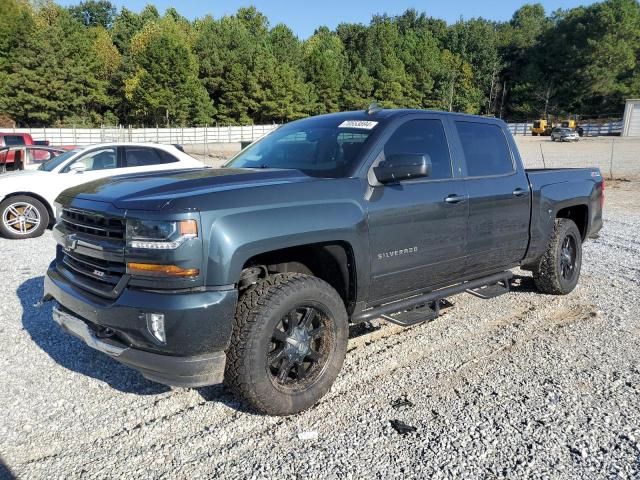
124 147 178 167
3 135 25 146
455 122 514 177
384 119 452 180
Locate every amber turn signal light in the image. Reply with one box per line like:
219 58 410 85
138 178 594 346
179 219 198 237
127 262 199 278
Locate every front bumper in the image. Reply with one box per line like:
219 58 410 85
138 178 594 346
52 305 226 387
44 262 238 388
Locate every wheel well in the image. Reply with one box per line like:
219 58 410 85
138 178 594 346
241 242 357 314
1 192 55 227
557 205 588 240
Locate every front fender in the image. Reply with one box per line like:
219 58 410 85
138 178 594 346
201 179 370 288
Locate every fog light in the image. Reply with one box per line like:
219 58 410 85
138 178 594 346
145 313 166 344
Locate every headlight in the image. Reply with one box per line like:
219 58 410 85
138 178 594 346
126 219 198 249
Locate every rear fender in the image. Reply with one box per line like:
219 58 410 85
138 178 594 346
523 180 599 264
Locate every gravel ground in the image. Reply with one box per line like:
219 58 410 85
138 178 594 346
1 181 639 479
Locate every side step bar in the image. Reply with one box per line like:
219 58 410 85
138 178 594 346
352 271 513 325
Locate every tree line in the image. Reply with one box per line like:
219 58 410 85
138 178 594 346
0 0 638 127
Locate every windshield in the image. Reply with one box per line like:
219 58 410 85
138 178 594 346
38 149 81 172
225 119 377 178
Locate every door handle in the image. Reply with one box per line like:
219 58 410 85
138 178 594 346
445 194 467 204
512 188 528 197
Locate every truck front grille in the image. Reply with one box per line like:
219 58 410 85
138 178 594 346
62 208 125 240
62 250 125 286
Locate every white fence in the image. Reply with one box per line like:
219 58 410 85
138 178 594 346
507 121 623 136
7 125 280 146
5 121 623 145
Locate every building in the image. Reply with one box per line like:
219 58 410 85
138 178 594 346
622 99 640 137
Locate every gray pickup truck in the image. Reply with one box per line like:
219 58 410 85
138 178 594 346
44 109 604 415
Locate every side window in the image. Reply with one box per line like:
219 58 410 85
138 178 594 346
4 135 25 146
63 148 117 172
124 147 177 167
383 119 452 180
25 148 54 167
455 122 514 177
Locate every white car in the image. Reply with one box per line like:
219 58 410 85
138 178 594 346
0 143 204 239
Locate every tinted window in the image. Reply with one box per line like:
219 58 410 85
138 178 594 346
383 119 452 180
3 135 25 146
226 118 376 178
64 148 117 172
125 147 177 167
455 122 513 177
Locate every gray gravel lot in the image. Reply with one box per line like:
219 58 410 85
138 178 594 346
1 181 639 479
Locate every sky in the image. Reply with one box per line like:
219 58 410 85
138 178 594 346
58 0 598 38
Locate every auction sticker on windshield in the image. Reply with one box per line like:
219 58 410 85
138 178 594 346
338 120 378 129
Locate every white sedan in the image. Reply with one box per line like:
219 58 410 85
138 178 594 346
0 143 204 239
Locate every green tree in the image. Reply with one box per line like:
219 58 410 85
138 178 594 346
498 4 552 119
1 2 116 126
124 19 213 126
430 49 479 113
364 16 415 107
0 0 35 114
447 18 501 114
303 27 346 113
68 0 116 28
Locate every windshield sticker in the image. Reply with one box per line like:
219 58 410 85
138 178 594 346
338 120 378 130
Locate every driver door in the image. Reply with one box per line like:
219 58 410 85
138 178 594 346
366 116 468 302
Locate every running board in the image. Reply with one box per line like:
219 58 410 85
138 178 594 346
466 277 510 299
352 271 513 325
382 300 440 326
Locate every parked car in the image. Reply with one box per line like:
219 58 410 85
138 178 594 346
44 110 604 415
0 133 60 170
551 127 580 142
0 143 203 239
0 145 69 172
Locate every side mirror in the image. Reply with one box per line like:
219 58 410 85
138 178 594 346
373 154 431 184
69 162 86 174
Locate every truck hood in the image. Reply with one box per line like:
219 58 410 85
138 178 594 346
58 167 315 211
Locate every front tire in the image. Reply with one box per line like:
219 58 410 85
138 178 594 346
225 273 349 415
0 195 49 239
533 219 582 295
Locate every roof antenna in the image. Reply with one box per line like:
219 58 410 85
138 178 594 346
366 101 382 115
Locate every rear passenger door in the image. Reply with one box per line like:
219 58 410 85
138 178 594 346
452 120 530 274
366 116 468 301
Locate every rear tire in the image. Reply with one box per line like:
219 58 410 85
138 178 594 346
224 273 348 415
533 219 582 295
0 195 49 239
